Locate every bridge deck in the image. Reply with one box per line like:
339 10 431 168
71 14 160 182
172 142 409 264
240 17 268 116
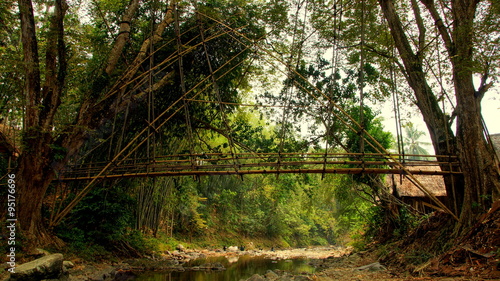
60 152 461 180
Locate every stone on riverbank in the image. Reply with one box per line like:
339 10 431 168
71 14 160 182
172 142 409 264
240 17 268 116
63 261 74 270
354 262 386 272
197 262 225 271
227 246 239 252
176 244 185 252
245 274 265 281
264 270 279 279
9 253 64 281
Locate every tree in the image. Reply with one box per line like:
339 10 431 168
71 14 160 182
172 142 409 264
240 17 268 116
17 0 70 246
402 122 430 160
377 0 500 228
13 0 264 247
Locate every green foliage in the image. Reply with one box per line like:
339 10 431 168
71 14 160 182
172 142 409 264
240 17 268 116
402 122 431 160
0 0 23 118
11 0 422 253
56 182 151 258
57 227 109 261
364 204 417 242
154 171 344 247
48 144 67 161
345 105 393 154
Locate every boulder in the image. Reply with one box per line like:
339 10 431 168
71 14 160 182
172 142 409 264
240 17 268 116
227 246 239 252
10 253 64 281
33 248 51 258
264 270 279 280
62 261 74 270
176 244 185 252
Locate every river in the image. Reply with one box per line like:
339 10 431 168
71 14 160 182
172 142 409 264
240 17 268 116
132 254 316 280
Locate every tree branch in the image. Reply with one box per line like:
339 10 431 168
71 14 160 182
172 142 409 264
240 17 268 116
411 0 426 54
113 1 175 85
475 62 493 100
18 0 41 128
40 0 68 130
105 0 141 75
112 71 175 114
378 0 418 66
364 43 408 80
420 0 454 57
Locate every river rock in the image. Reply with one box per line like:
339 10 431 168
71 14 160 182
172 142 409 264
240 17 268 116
90 266 116 280
264 270 279 280
63 261 74 270
33 248 51 258
354 261 386 272
227 246 239 252
311 276 334 281
10 253 64 281
245 274 265 281
292 276 312 281
197 262 225 270
114 270 137 281
176 244 186 252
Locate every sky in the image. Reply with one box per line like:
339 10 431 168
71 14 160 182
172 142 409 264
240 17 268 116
380 91 500 154
482 94 500 135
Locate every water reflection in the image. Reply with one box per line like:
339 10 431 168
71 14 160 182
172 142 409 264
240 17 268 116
133 255 315 281
225 256 238 264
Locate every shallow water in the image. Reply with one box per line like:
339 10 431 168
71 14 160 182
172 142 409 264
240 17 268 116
133 254 316 281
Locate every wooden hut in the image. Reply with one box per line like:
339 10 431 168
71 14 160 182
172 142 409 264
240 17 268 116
387 165 447 213
490 133 500 168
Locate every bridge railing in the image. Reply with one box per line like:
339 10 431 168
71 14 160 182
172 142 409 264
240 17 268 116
59 152 460 180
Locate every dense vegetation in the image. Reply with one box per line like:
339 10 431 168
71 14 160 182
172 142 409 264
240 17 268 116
0 0 498 260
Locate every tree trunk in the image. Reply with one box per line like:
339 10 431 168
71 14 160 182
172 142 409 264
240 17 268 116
16 0 176 247
378 0 463 214
17 132 63 247
378 0 500 230
17 0 68 248
450 0 500 229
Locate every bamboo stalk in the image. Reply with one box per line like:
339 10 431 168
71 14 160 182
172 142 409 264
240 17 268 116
60 167 461 181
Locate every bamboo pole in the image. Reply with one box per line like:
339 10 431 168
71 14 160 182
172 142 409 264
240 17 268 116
196 11 459 220
60 167 462 181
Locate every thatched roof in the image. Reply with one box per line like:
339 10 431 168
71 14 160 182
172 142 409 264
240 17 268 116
490 134 500 159
387 165 447 197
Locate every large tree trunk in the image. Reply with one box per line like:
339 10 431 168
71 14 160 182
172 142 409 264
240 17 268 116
450 0 500 229
378 0 463 215
378 0 500 230
17 132 63 247
16 0 175 247
17 0 63 247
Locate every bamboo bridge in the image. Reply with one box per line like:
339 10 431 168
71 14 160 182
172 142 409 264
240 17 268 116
60 152 461 181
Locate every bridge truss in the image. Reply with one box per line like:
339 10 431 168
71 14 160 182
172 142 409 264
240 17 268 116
61 152 460 180
46 5 463 227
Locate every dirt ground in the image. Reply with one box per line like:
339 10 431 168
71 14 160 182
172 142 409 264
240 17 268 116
2 244 498 280
3 201 499 281
239 246 500 280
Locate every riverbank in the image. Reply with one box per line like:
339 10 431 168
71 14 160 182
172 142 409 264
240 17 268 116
2 244 498 280
65 245 499 280
65 245 351 280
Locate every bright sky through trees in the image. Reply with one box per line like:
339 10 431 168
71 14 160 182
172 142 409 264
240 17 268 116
380 93 499 154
